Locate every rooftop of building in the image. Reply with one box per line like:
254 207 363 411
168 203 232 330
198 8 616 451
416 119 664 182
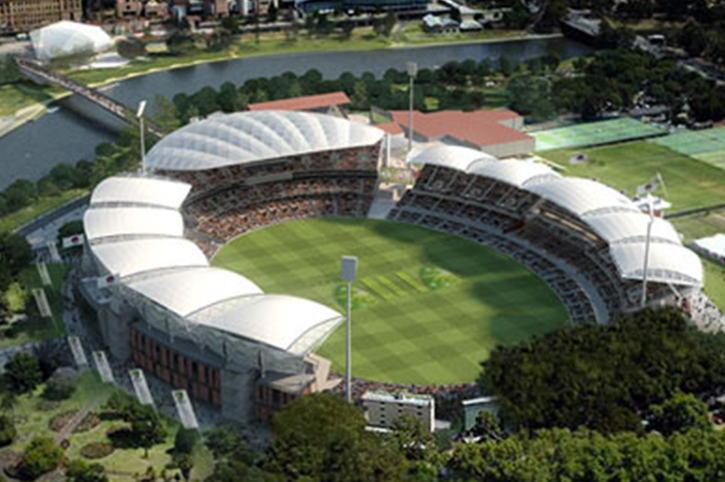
388 110 532 148
248 92 351 112
362 390 434 406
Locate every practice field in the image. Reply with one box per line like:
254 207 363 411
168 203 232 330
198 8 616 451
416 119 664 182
532 118 666 152
212 218 568 385
541 142 725 211
650 127 725 171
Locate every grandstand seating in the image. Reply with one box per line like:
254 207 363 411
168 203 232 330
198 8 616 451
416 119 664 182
178 148 379 258
389 164 672 325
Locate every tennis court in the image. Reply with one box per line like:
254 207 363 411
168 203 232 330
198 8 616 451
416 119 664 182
650 127 725 170
533 118 667 152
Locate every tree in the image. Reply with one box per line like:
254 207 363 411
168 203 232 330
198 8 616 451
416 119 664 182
220 15 239 34
19 436 64 480
4 352 43 394
217 82 242 113
42 372 76 401
0 57 21 85
481 308 718 433
174 427 200 455
65 460 108 482
154 95 180 134
264 393 406 481
267 1 277 23
0 232 32 292
130 408 167 458
649 392 711 436
0 414 16 447
350 80 369 110
3 179 38 212
506 74 556 122
470 411 503 441
498 55 513 77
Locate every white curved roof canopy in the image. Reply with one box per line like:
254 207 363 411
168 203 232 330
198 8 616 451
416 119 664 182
31 21 113 60
84 207 184 242
610 242 703 287
91 238 208 278
90 176 191 209
145 111 385 171
126 267 262 318
586 212 682 246
188 294 343 355
407 145 496 172
469 159 561 187
528 178 639 217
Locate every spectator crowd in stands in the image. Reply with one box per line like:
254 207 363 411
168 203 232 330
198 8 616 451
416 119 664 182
170 145 381 259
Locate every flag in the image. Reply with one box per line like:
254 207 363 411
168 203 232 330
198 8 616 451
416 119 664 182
62 234 85 249
97 273 120 289
637 176 660 196
569 154 588 165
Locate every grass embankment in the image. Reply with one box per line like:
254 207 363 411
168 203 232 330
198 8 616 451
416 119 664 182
541 142 725 211
702 258 725 313
213 218 567 385
0 263 70 349
0 189 87 234
67 26 526 87
1 372 209 482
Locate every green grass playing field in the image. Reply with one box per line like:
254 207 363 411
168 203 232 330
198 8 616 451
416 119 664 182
541 142 725 212
212 218 568 385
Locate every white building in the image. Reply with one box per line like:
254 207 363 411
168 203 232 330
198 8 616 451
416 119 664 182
362 391 435 432
30 20 113 60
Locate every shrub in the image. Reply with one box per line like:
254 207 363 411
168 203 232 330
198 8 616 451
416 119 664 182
4 352 42 394
42 373 76 401
174 427 200 455
0 415 16 447
18 437 64 480
66 459 108 482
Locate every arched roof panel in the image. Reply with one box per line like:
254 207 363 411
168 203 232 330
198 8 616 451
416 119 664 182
84 207 184 241
586 212 682 245
610 243 703 287
527 178 639 217
146 111 384 171
90 238 208 278
126 267 262 318
90 176 191 209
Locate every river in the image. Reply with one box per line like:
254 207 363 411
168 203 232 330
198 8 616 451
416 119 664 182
0 36 592 189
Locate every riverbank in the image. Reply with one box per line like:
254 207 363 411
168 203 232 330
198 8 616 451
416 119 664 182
0 27 560 141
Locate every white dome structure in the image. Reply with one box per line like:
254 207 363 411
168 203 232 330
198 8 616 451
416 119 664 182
30 21 113 61
146 110 385 171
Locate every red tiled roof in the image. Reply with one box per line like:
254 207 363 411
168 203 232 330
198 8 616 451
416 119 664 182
248 92 351 112
374 121 404 135
388 110 532 147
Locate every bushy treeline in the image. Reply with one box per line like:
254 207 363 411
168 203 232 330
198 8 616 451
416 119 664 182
0 126 152 219
481 308 725 433
168 57 546 125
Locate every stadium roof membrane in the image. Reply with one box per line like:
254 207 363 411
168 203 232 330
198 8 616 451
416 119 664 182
84 207 184 242
188 294 343 355
409 146 702 288
31 21 113 61
126 267 262 317
90 238 209 278
145 110 385 171
90 176 191 209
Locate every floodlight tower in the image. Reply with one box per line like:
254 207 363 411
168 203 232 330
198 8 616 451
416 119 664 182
137 100 147 175
640 194 655 309
406 61 417 153
340 256 358 403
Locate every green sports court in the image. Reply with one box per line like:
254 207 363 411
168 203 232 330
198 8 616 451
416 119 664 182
533 118 666 152
212 218 568 386
650 127 725 170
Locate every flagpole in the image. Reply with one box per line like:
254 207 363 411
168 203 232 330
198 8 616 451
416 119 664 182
640 196 654 309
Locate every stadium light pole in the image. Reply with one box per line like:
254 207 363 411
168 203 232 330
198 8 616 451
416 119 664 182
406 61 417 153
640 195 655 309
341 256 357 404
137 100 147 175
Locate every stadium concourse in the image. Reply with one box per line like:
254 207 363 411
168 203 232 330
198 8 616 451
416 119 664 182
77 109 715 425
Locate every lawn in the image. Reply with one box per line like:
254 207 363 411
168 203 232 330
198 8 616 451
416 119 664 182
1 371 192 482
540 142 725 211
212 218 568 385
0 188 87 234
671 210 725 242
702 258 725 313
0 263 69 349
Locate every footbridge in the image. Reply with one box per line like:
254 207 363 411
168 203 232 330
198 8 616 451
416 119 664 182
14 56 164 138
